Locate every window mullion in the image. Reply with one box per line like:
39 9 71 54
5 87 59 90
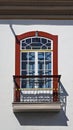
27 52 29 88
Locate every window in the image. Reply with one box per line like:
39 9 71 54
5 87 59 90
20 36 53 89
15 31 58 102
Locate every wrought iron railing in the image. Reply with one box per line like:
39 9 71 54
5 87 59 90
13 75 68 112
13 75 61 103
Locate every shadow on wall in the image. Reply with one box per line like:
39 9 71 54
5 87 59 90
14 82 69 126
14 110 68 126
60 81 68 113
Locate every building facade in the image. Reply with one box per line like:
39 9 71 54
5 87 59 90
0 0 73 130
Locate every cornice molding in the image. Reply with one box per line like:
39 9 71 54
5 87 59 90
0 0 73 19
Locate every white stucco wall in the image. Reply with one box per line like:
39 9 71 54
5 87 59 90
0 20 73 130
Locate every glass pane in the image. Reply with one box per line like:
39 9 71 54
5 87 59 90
42 45 47 49
21 79 27 88
31 38 42 49
26 45 31 49
29 62 35 70
26 38 31 44
38 70 44 75
29 71 35 75
38 52 44 60
38 61 44 70
45 62 51 70
32 38 40 42
46 42 51 49
45 79 51 88
38 78 44 88
46 42 51 46
22 40 26 49
21 53 27 60
45 71 51 75
29 52 35 60
29 79 34 88
21 70 27 75
48 40 51 42
45 52 51 60
31 43 41 46
38 52 44 75
41 38 47 44
29 61 35 75
22 62 27 69
31 43 42 49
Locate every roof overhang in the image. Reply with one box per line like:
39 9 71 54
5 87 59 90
0 0 73 19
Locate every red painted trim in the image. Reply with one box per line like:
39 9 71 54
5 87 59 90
14 38 20 102
16 31 35 41
38 31 56 41
53 36 58 75
15 39 20 75
53 36 58 101
15 31 58 102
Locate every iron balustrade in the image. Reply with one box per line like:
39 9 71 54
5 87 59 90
13 75 61 103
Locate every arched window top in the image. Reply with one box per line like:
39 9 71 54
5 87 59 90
20 36 52 50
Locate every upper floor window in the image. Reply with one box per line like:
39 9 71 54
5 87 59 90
15 31 58 89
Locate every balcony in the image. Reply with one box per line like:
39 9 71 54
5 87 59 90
12 75 63 112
